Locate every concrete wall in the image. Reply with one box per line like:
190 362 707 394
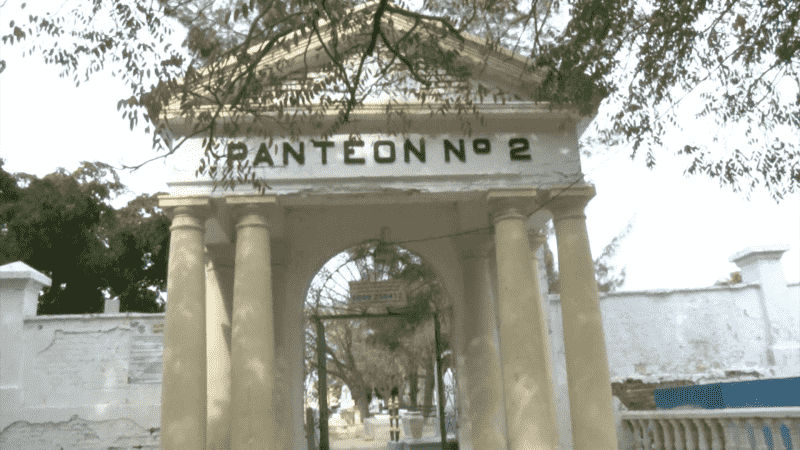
1 261 164 449
1 244 797 449
0 311 164 449
600 284 772 381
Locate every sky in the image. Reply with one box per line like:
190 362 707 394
1 2 798 292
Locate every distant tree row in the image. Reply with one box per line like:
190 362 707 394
0 159 169 314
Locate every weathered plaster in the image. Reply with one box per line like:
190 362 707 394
0 415 160 450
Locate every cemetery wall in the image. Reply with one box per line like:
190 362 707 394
0 311 164 449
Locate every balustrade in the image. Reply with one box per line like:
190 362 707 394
620 408 800 450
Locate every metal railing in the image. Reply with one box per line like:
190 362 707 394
619 407 800 450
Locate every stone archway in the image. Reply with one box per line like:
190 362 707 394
273 202 470 450
155 4 619 450
301 237 458 449
158 183 617 450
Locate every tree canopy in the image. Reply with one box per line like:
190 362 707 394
1 0 797 199
0 160 170 314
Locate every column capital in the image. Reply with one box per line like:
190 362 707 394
545 185 596 222
225 194 278 227
158 196 211 233
158 195 211 219
486 189 543 223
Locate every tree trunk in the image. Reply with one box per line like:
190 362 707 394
421 353 435 420
355 389 370 423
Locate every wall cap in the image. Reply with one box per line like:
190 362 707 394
0 261 52 287
546 283 761 303
729 244 790 265
24 312 165 323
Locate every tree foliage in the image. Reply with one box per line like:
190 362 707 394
2 0 797 199
0 160 169 314
715 270 743 286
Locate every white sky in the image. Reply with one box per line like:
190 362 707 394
1 2 797 292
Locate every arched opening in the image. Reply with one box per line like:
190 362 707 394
302 235 459 448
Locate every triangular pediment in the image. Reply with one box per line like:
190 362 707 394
163 1 551 120
158 2 587 200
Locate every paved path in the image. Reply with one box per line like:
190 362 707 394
330 437 388 449
327 425 445 450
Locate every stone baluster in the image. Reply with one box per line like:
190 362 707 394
786 418 800 450
662 418 675 450
764 418 783 450
626 420 637 450
159 198 210 450
720 419 742 450
671 419 687 450
741 418 756 450
696 418 711 450
620 419 637 450
747 418 770 450
680 419 698 450
634 419 648 450
652 419 666 450
704 418 724 450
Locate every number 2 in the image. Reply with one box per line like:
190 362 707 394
509 138 531 161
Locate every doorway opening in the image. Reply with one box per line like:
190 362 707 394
303 234 459 449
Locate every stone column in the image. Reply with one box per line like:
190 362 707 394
488 191 560 450
529 228 575 450
548 185 618 450
528 229 550 304
160 199 210 450
228 197 277 450
457 231 509 450
270 239 305 450
206 245 235 450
